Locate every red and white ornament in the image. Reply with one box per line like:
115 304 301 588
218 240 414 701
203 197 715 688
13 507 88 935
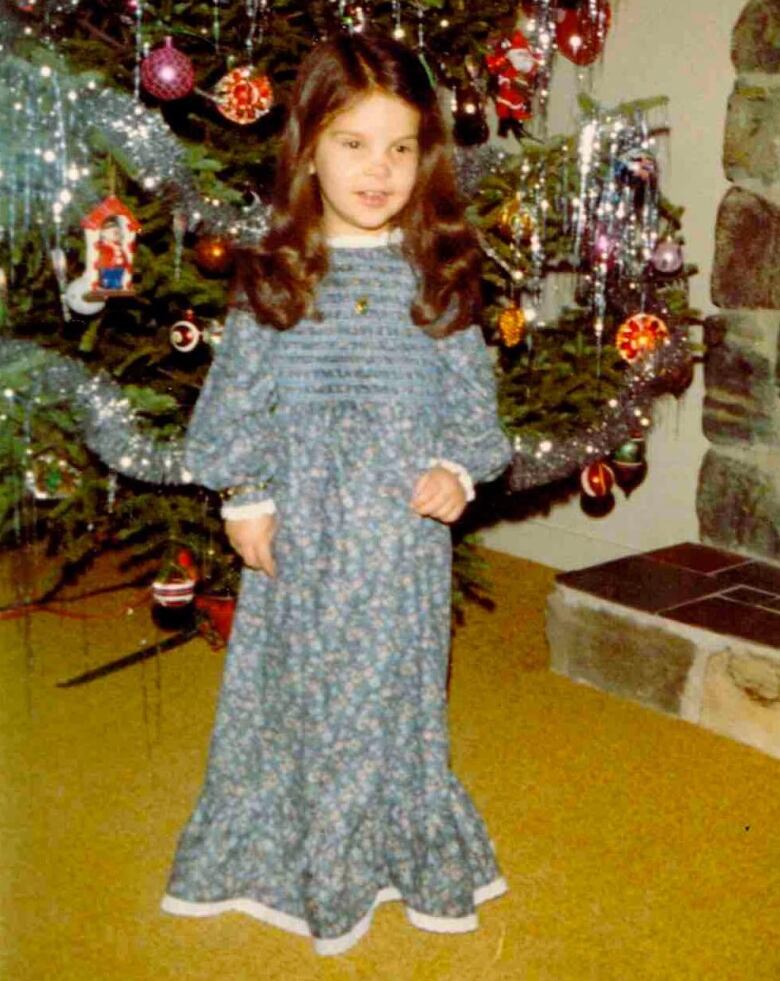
615 313 669 363
140 37 195 102
495 78 534 122
213 67 273 125
580 460 615 498
486 30 540 79
556 1 611 67
486 30 540 123
170 311 201 352
152 548 198 607
77 195 141 300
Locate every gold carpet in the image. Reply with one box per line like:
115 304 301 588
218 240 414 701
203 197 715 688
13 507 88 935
2 547 779 981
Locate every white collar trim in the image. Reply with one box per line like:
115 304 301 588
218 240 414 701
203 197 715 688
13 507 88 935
327 228 403 248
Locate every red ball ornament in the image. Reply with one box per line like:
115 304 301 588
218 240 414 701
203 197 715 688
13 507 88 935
140 36 195 102
556 1 611 67
214 67 273 125
615 313 670 363
194 235 233 275
580 460 615 498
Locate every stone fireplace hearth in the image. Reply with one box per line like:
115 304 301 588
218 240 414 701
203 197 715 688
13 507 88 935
698 0 780 561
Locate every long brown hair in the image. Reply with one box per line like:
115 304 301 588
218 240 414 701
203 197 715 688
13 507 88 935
234 33 481 337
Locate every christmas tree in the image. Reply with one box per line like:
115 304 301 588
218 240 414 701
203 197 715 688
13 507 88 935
0 0 695 634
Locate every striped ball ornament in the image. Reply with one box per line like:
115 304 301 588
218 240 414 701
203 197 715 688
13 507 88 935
580 460 615 498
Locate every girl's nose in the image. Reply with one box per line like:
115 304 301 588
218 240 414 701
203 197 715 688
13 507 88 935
364 154 391 177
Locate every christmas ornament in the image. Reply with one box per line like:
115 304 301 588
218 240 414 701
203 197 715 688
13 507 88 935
486 29 539 81
140 37 195 102
555 1 611 67
26 452 81 500
203 319 225 347
589 224 619 270
612 436 646 467
452 86 489 147
498 196 535 240
213 66 273 125
498 306 526 347
80 196 141 299
651 239 684 275
495 78 534 124
580 459 615 498
611 437 647 496
0 268 7 328
152 547 198 607
615 147 658 189
341 1 367 32
170 310 202 352
194 235 233 275
486 30 540 132
615 313 669 363
195 594 236 646
65 277 106 316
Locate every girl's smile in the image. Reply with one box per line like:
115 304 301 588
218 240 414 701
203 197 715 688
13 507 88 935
311 90 420 238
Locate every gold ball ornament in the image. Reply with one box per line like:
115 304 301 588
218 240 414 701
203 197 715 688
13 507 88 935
498 305 526 346
194 235 234 276
498 197 534 240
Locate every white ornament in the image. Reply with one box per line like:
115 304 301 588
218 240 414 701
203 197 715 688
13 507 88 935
65 275 106 316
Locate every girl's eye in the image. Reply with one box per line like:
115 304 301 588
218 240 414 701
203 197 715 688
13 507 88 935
396 143 417 156
342 140 361 149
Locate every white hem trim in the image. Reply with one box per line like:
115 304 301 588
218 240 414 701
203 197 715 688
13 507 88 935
161 875 507 956
220 499 276 520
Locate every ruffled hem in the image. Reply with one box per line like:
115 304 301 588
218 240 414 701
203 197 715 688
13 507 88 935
161 875 508 957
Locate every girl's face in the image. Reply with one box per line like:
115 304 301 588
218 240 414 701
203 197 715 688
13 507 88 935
310 90 420 238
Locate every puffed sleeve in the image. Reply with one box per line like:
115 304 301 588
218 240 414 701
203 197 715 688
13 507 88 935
432 325 513 493
183 306 279 517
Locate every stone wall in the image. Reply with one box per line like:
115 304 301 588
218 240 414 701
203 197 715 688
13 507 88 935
698 0 780 560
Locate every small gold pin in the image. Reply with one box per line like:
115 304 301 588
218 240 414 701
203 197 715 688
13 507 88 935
354 296 369 315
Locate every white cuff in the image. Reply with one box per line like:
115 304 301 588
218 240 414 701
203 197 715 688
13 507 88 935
429 458 475 502
221 498 277 520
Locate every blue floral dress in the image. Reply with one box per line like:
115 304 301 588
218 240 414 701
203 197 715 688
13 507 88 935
161 237 513 956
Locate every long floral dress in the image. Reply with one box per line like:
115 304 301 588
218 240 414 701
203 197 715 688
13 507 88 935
161 236 513 956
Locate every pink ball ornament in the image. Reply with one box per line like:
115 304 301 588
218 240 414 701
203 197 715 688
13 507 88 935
590 224 619 270
140 37 195 102
651 240 684 275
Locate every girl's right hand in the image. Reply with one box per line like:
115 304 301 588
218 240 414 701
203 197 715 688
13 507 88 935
224 513 278 577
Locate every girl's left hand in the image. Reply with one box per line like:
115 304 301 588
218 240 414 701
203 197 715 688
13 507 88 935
410 466 467 524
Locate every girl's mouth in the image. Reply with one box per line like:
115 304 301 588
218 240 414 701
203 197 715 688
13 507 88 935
357 191 390 207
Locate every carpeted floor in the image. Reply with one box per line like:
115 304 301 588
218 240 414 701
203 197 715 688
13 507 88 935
2 547 779 981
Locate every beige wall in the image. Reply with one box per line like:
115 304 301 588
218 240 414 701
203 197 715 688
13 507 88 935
483 0 747 569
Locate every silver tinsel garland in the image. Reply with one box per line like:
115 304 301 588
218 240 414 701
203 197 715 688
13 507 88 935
1 337 190 486
507 330 691 491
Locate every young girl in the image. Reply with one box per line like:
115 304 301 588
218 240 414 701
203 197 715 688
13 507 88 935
161 32 513 957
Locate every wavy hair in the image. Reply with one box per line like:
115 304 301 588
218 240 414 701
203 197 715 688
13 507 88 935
234 33 481 337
